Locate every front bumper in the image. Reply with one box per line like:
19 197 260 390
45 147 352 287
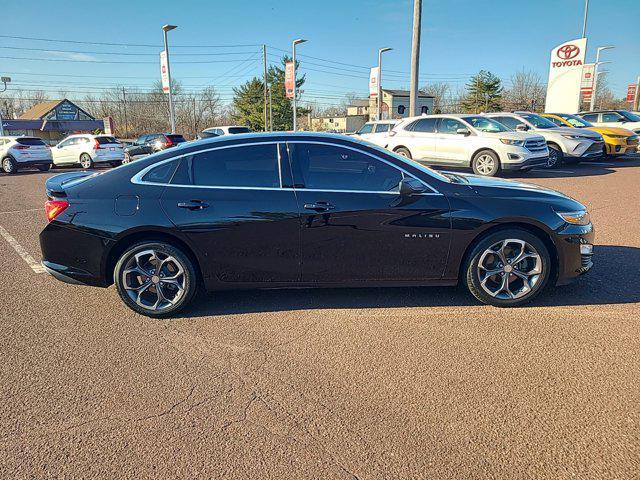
555 223 595 286
501 155 549 171
564 140 605 159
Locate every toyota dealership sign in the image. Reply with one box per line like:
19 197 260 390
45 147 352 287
545 38 587 114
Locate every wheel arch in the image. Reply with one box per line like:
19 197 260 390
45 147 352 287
392 145 412 156
103 228 204 286
546 141 565 154
458 221 560 284
470 147 501 163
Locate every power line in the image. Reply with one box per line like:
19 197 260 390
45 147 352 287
0 45 259 57
0 55 260 64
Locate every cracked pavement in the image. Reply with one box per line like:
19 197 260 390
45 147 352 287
1 158 639 478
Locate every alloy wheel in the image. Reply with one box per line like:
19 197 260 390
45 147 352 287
475 154 495 176
80 155 92 169
2 158 13 173
547 149 558 168
477 238 542 300
122 249 186 312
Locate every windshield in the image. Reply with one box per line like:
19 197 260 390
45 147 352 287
558 114 592 128
521 113 558 129
462 116 509 133
619 111 640 122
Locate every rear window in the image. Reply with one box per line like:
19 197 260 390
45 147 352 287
227 127 251 134
96 136 118 144
17 137 46 146
141 160 180 184
166 134 186 143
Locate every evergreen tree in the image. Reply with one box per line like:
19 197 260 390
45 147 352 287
461 70 503 113
231 56 306 131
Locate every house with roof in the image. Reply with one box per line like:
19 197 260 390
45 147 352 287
0 99 106 143
369 89 434 121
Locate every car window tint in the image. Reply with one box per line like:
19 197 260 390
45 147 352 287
581 113 598 122
438 118 465 134
358 124 374 134
602 113 622 122
293 143 402 192
492 116 521 130
16 137 46 146
411 118 437 133
142 159 180 184
547 117 564 126
191 144 280 188
170 157 192 185
96 136 117 144
374 123 391 133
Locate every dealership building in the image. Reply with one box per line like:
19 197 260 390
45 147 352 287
0 99 106 143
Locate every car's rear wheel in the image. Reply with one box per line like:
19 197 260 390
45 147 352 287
122 153 131 164
37 164 51 172
464 229 551 307
547 144 563 168
2 157 17 174
472 150 500 176
114 242 198 318
80 153 93 169
394 147 412 159
110 161 122 168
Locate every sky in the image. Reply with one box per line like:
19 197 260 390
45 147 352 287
0 0 638 109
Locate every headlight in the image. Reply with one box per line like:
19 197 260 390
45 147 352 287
628 135 638 142
555 210 591 225
500 138 525 146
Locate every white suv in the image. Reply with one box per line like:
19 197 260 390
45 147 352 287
52 134 124 169
383 114 548 176
485 112 604 167
0 136 53 174
353 120 400 146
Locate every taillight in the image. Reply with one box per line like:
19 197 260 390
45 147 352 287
93 139 103 150
45 200 69 222
163 136 174 147
14 145 29 150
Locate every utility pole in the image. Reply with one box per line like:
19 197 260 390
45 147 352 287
292 38 307 132
192 97 197 139
162 24 177 134
633 76 640 111
409 0 422 117
590 46 614 112
268 87 273 131
582 0 589 38
263 45 269 131
377 47 392 120
122 87 128 138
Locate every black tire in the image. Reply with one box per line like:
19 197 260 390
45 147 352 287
2 157 18 174
471 149 500 177
464 228 552 307
114 241 198 318
546 144 563 168
109 161 122 168
37 164 51 172
394 147 412 159
122 153 132 164
79 153 93 169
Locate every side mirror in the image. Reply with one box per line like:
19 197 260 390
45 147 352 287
456 127 471 136
516 123 528 131
399 177 428 196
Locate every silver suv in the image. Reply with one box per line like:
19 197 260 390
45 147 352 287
0 136 53 174
383 114 548 176
485 112 604 167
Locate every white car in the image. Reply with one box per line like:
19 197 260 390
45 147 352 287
200 126 252 138
485 112 604 167
353 120 400 146
577 110 640 135
52 134 124 169
383 114 548 176
0 136 53 174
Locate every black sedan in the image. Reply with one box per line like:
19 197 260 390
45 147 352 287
39 133 594 317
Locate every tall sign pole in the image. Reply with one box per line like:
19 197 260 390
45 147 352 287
291 38 307 132
409 0 422 117
377 48 392 120
582 0 589 38
161 24 177 134
262 45 269 132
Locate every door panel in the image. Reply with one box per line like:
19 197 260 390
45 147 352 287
158 144 301 286
288 142 450 283
405 118 438 160
435 118 469 163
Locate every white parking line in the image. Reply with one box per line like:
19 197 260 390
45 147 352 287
0 208 41 215
0 225 45 273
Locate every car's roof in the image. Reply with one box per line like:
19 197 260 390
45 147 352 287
366 120 400 124
578 110 631 114
207 125 250 129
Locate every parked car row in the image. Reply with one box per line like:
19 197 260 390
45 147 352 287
352 110 638 177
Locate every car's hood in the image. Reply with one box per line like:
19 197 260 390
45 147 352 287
539 126 602 139
586 126 636 137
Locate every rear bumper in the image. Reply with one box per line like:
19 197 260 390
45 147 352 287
42 261 87 285
14 159 53 166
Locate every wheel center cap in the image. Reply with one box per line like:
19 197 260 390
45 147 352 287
503 265 513 273
151 275 160 284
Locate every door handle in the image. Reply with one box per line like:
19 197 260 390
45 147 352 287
304 202 335 212
177 200 209 210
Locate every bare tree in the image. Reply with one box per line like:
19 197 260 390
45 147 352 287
421 82 450 113
503 70 546 111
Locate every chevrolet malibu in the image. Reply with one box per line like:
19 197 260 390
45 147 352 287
40 133 594 317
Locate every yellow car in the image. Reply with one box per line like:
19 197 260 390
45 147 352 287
542 113 638 156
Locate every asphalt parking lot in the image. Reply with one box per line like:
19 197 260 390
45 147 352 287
1 157 639 479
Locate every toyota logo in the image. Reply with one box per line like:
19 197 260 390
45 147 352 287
558 44 580 60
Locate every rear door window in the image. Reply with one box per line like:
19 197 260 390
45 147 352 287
291 143 403 193
190 144 280 188
602 112 623 122
374 123 391 133
96 136 117 144
410 118 437 133
437 118 465 134
141 159 180 184
581 113 598 123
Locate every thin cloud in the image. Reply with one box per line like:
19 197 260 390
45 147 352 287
47 50 97 62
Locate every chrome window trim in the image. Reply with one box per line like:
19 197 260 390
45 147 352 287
130 139 442 195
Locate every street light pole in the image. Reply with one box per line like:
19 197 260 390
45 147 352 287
409 0 422 117
292 38 307 132
590 45 614 112
162 24 177 134
377 47 392 121
582 0 589 38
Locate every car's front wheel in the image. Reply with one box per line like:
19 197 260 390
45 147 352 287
394 147 412 159
472 150 500 176
547 144 563 168
114 242 198 318
37 164 51 172
79 153 93 169
464 229 552 307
